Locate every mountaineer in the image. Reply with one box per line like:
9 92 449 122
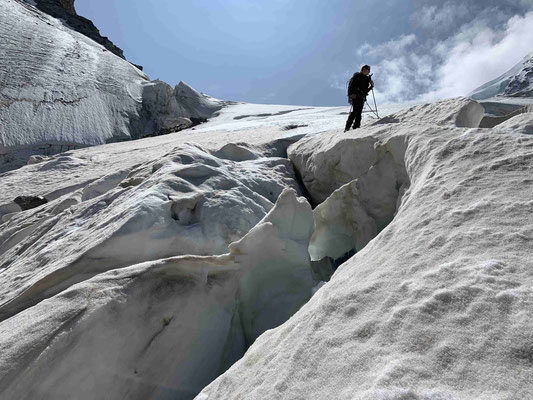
345 65 374 132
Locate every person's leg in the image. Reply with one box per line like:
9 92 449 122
345 106 356 130
353 98 365 129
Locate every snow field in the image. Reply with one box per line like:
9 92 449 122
1 76 532 399
0 92 420 399
0 144 303 322
196 99 533 399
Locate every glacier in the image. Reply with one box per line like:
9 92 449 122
0 1 533 399
196 97 533 400
2 92 532 400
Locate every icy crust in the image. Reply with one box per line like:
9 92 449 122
0 144 301 321
372 97 484 128
0 189 316 400
494 111 533 135
309 151 405 261
196 99 533 399
0 0 221 170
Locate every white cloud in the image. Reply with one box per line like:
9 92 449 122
332 0 533 103
364 34 417 58
424 11 533 100
414 2 470 33
355 5 533 103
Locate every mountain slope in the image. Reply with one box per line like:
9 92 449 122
0 0 222 172
24 0 127 61
470 50 533 100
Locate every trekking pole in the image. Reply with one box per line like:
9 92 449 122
371 88 380 119
365 100 379 119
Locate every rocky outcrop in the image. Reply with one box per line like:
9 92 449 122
58 0 75 14
505 58 533 97
13 196 48 211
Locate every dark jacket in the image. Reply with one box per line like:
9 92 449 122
348 72 372 98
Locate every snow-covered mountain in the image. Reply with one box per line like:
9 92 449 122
470 50 533 100
1 1 533 399
0 0 222 172
23 0 127 62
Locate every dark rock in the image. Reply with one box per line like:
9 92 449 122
283 124 308 131
157 118 193 135
14 196 49 211
190 117 208 126
130 62 144 71
58 0 75 14
505 65 533 97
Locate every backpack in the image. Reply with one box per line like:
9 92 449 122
347 73 358 103
347 73 357 96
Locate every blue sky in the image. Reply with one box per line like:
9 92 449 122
77 0 533 106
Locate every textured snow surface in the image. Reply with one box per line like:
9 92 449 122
0 0 221 171
0 97 368 399
0 188 315 400
196 99 533 400
495 111 533 135
1 88 532 399
0 144 302 321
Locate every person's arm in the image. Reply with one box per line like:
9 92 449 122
364 77 374 96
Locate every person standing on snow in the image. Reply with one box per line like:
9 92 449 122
345 65 374 132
